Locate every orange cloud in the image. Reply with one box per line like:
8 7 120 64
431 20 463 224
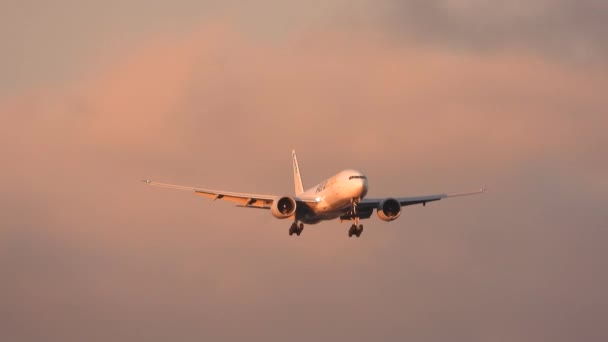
2 20 607 342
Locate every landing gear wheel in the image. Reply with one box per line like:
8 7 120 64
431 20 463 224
289 222 297 236
355 224 363 237
348 224 357 237
290 222 304 236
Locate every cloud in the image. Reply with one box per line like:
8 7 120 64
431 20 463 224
382 0 608 60
2 19 607 342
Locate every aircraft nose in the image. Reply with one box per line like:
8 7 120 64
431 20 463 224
361 179 368 197
357 178 368 198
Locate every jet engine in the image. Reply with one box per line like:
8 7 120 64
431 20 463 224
377 198 401 221
271 196 297 219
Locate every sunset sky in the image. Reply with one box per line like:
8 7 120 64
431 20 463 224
2 1 607 341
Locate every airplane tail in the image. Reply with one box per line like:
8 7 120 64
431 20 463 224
292 150 304 195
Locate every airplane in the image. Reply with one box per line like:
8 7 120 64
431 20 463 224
143 150 485 237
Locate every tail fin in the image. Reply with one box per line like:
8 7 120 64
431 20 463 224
292 150 304 195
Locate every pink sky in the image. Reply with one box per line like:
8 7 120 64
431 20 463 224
2 2 607 341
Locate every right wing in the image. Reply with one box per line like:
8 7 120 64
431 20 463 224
142 180 277 209
358 187 486 212
397 188 487 207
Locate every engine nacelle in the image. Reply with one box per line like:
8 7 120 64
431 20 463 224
377 198 401 221
271 196 297 219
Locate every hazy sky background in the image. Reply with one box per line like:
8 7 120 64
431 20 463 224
2 1 607 341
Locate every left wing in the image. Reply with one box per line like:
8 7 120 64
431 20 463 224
358 187 486 211
142 180 276 209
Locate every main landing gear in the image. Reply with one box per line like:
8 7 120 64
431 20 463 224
347 197 363 238
348 223 363 237
289 222 304 236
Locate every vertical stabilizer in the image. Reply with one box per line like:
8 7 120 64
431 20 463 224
292 150 304 195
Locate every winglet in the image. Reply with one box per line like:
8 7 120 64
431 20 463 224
445 186 487 198
292 150 304 195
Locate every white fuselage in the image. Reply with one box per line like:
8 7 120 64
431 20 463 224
297 169 368 224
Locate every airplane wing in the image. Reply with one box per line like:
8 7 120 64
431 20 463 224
142 180 277 209
358 187 486 211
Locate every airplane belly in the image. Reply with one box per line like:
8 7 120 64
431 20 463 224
299 179 361 224
303 198 350 224
313 194 348 213
300 209 344 224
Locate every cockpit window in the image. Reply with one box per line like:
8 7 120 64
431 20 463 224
348 175 367 180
